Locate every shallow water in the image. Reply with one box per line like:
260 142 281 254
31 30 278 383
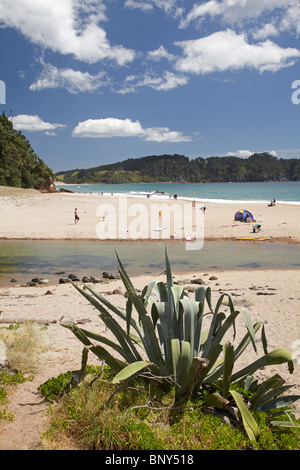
0 239 299 286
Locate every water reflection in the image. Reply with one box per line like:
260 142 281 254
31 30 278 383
0 239 299 286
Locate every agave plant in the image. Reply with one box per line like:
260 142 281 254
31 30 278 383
64 248 298 440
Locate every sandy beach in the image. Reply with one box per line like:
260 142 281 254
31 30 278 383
0 186 299 243
0 186 299 449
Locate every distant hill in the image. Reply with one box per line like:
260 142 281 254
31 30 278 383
0 112 54 190
55 152 300 184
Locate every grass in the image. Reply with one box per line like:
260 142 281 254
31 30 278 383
39 366 300 451
0 322 47 424
0 322 47 373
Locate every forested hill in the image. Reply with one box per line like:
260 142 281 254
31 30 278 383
0 112 54 190
55 152 300 184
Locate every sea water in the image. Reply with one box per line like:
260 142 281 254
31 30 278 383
56 181 300 205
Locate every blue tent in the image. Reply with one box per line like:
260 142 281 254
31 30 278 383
234 209 254 222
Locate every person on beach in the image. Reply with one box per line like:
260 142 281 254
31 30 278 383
74 208 80 224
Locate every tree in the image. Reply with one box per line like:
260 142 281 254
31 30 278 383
0 111 54 189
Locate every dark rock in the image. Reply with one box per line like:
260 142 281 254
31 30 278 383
90 276 102 283
68 274 80 281
44 290 53 295
26 281 37 287
102 271 119 280
10 279 17 283
59 277 70 284
191 278 205 285
113 288 125 295
209 276 218 280
82 276 92 283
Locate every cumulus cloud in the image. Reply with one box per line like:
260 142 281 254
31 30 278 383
10 114 66 133
175 29 300 74
0 0 135 65
72 117 191 142
252 23 279 40
29 62 108 94
180 0 290 28
226 149 278 157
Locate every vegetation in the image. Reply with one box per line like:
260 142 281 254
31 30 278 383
55 153 300 184
55 249 300 449
39 366 300 450
0 112 54 189
0 322 45 423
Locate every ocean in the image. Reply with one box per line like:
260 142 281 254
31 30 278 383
56 181 300 205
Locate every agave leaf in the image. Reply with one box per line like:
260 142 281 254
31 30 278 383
176 341 192 386
165 246 173 290
260 395 300 412
151 302 173 370
194 285 213 314
231 348 295 383
270 419 300 428
83 282 143 338
180 299 200 358
240 310 258 353
202 292 235 358
63 324 126 371
153 281 168 302
70 281 141 363
73 327 143 362
261 322 268 354
223 342 235 399
250 374 285 405
116 254 168 374
112 361 151 384
230 390 260 442
253 385 297 411
234 321 263 361
171 338 180 383
141 280 158 308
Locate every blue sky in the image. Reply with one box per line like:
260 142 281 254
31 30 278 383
0 0 300 173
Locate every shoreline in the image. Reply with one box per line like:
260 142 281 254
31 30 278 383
1 188 300 244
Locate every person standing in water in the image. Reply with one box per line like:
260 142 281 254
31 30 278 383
74 208 80 224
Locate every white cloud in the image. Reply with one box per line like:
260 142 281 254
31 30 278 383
118 71 188 93
0 0 135 65
180 0 290 28
125 0 153 12
226 149 278 157
280 2 300 35
72 118 144 138
29 62 108 94
252 23 279 40
148 45 176 62
143 126 191 142
10 114 66 133
72 117 191 142
226 150 254 157
175 29 300 74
